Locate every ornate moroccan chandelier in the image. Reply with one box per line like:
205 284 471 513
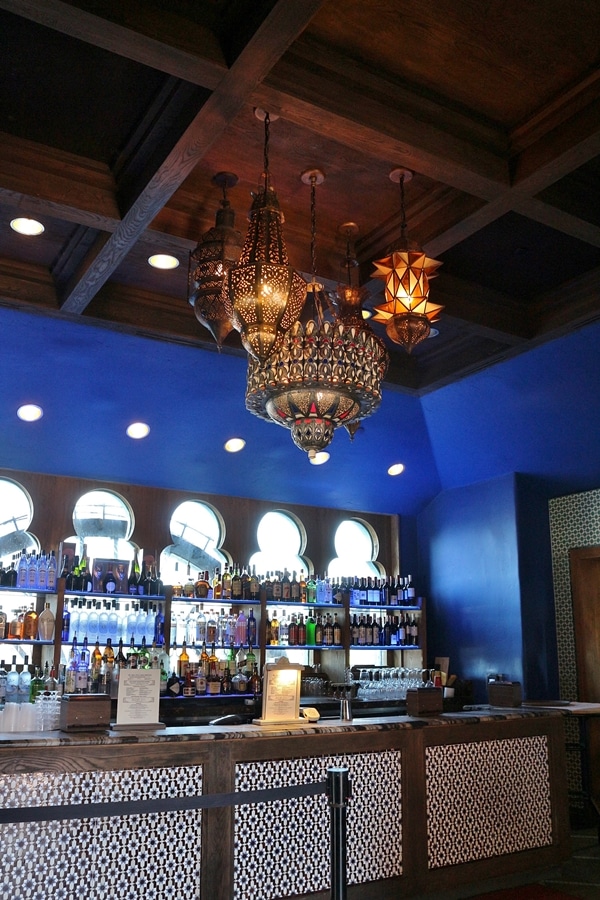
225 111 307 362
246 169 389 460
188 172 243 348
372 168 443 353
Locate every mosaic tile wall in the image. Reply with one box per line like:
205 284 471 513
426 736 552 868
548 487 600 802
0 765 203 900
234 750 402 899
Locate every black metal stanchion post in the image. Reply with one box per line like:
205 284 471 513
326 766 351 900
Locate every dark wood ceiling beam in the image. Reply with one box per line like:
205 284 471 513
531 266 600 335
58 0 325 315
254 64 510 201
513 198 600 248
0 132 120 229
0 258 58 309
0 0 227 89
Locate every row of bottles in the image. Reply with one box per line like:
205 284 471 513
0 602 55 641
171 603 257 649
61 597 165 647
173 564 420 608
62 554 164 596
350 612 419 647
0 656 59 705
169 639 261 699
0 548 59 591
265 610 343 647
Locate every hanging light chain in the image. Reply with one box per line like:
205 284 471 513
399 171 408 242
310 174 318 281
263 111 271 190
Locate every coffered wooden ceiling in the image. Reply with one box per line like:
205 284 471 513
1 0 600 394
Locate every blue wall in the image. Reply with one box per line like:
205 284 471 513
417 473 524 702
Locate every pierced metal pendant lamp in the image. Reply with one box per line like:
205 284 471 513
225 111 307 362
372 168 443 353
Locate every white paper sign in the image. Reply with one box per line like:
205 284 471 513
254 657 303 725
115 669 161 728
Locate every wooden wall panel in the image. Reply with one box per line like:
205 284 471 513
1 467 399 579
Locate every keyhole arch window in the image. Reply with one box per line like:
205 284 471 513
0 477 39 567
160 500 228 585
249 510 311 578
65 489 137 566
327 518 385 579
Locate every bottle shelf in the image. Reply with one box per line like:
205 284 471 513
265 644 343 651
350 643 420 650
65 591 165 601
350 601 422 612
266 601 345 609
0 638 54 645
0 586 58 595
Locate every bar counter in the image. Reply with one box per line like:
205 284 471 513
0 709 570 899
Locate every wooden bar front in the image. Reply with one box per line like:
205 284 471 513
0 710 570 898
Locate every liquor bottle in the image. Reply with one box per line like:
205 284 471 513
196 606 207 644
0 660 7 707
44 665 60 693
75 641 89 693
306 572 316 603
323 614 334 647
27 553 38 589
288 613 298 646
182 669 196 697
36 552 48 590
281 569 291 601
154 603 165 645
206 653 221 695
183 565 195 599
221 563 232 601
177 641 189 677
365 615 373 646
249 567 260 602
398 613 407 646
137 636 151 669
90 640 103 691
305 611 316 645
8 608 25 640
373 616 381 646
114 638 126 669
102 564 116 594
272 571 282 602
247 608 257 647
220 663 233 694
269 610 279 645
263 572 273 603
405 575 416 604
409 615 419 646
126 635 138 669
29 666 45 702
172 563 183 598
240 565 250 601
194 570 210 600
245 644 256 678
166 670 181 697
297 613 306 646
314 614 323 646
231 565 243 601
128 555 140 595
206 610 218 645
199 641 209 676
291 570 301 601
17 548 28 588
5 657 19 703
250 664 262 697
264 611 272 646
333 613 342 646
235 608 247 647
80 558 94 593
212 568 221 600
23 604 38 639
0 608 7 641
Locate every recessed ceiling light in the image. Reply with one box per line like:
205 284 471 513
10 217 45 236
224 438 246 453
148 254 179 270
387 462 405 476
126 422 150 439
310 451 330 466
17 404 43 422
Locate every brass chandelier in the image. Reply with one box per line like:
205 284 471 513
372 168 443 353
246 169 389 460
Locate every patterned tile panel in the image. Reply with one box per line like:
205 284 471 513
548 488 600 803
425 736 553 868
234 750 402 899
0 765 203 900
